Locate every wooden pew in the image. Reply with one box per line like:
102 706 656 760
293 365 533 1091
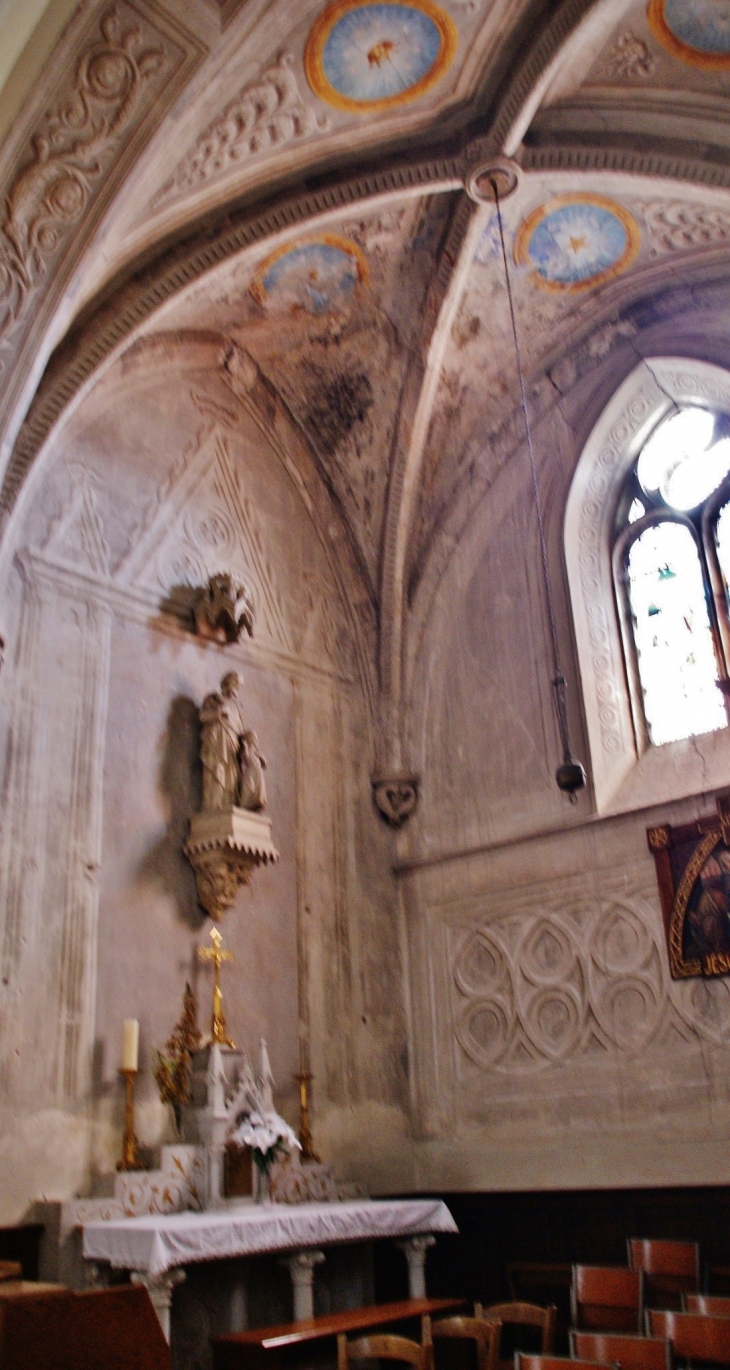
213 1296 465 1370
0 1283 170 1369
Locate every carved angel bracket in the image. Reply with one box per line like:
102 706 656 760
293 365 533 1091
184 808 279 921
193 572 255 644
372 775 419 829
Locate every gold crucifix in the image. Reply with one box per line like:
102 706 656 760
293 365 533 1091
197 927 235 1047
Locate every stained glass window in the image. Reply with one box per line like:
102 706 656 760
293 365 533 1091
616 404 730 747
627 523 724 744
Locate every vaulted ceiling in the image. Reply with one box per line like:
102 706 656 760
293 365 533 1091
2 0 730 764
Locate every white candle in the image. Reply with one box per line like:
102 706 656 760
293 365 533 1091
122 1018 139 1072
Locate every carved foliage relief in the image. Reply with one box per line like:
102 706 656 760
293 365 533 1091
637 200 730 256
156 52 327 204
0 3 194 372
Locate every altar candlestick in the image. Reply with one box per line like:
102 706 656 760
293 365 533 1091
118 1019 141 1171
117 1067 142 1171
293 1067 320 1161
122 1018 139 1071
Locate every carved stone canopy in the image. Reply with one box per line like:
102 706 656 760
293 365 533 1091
372 775 419 829
184 808 279 921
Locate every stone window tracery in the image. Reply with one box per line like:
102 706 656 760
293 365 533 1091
613 405 730 750
564 358 730 817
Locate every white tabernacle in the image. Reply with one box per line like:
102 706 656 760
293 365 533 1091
82 1197 457 1277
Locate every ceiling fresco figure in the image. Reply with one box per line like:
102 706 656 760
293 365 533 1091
648 0 730 68
250 235 369 314
514 195 642 292
305 0 458 111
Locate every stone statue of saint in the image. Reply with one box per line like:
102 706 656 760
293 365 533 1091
199 671 245 811
238 730 267 812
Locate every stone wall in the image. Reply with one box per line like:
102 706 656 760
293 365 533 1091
401 392 730 1192
0 335 405 1222
3 314 730 1218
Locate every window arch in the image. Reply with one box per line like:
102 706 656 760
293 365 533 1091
614 406 730 750
565 358 730 817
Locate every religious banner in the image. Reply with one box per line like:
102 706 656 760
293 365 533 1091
648 793 730 979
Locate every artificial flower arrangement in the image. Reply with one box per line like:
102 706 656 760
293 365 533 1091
230 1108 301 1184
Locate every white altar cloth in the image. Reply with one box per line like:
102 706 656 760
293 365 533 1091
82 1198 457 1277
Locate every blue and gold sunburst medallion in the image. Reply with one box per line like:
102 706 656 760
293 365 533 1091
250 235 369 315
305 0 457 113
514 194 641 293
648 0 730 70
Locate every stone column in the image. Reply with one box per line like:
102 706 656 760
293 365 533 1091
131 1268 186 1342
280 1250 325 1321
397 1235 435 1299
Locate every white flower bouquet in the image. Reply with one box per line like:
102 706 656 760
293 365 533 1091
230 1108 301 1174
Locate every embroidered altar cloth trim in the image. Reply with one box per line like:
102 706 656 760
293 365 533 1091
81 1198 457 1277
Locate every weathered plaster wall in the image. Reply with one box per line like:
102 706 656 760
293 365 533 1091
0 336 405 1223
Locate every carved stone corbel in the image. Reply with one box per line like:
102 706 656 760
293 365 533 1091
372 775 419 829
184 809 279 921
193 573 255 644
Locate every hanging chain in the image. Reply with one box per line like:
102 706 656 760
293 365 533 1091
491 179 572 763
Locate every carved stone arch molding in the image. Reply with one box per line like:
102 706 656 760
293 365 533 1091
565 356 730 815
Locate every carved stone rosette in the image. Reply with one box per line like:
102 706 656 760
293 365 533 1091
184 809 279 921
372 775 419 828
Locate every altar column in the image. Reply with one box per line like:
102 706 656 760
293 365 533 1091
131 1268 186 1342
280 1250 325 1321
397 1235 435 1299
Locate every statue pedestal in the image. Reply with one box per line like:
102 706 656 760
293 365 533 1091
184 808 279 920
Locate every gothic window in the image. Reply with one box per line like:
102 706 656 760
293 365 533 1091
614 405 730 749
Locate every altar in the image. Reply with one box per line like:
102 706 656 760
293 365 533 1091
80 1198 457 1341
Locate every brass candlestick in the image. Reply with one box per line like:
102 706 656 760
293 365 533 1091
198 926 234 1047
293 1070 320 1161
117 1068 142 1171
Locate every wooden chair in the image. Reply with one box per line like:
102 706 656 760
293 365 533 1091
571 1267 643 1333
477 1302 556 1370
514 1355 614 1370
570 1331 672 1370
0 1261 21 1281
628 1242 699 1310
646 1311 730 1365
683 1295 730 1317
424 1316 501 1370
338 1333 432 1370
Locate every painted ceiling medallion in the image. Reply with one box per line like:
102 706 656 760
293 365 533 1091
250 234 368 314
514 194 640 293
304 0 457 113
648 0 730 69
